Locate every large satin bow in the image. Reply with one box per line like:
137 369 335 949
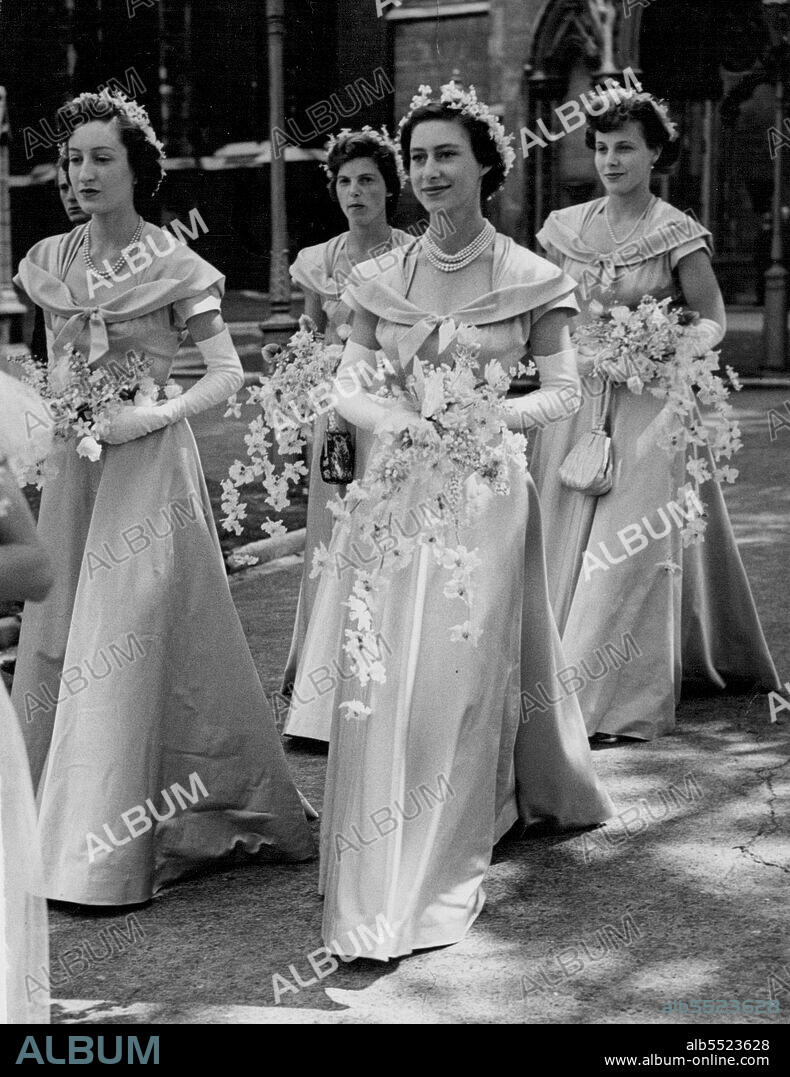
54 306 112 364
393 306 498 365
397 314 459 363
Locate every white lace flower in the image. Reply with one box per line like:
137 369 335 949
309 543 333 580
75 435 102 462
656 560 682 575
339 701 372 721
260 518 287 539
224 394 242 418
449 621 482 644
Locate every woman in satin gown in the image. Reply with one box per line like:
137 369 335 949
282 128 409 713
531 89 779 742
11 91 313 906
0 373 52 1023
288 85 614 960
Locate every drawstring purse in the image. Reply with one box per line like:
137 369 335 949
558 379 613 496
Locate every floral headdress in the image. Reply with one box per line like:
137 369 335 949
322 125 407 187
59 90 166 192
399 81 517 180
596 84 680 143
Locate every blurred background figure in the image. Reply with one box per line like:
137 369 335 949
56 159 90 226
29 161 90 365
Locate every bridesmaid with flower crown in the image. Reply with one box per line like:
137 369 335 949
11 91 313 906
281 127 409 729
288 83 614 960
531 86 779 743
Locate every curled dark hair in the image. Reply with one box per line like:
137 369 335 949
326 131 402 219
399 103 507 204
584 94 681 174
57 94 166 208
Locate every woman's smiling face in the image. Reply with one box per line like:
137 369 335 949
408 119 489 215
594 121 659 197
67 118 136 215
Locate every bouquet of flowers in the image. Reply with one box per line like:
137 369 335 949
574 296 742 543
220 315 348 539
11 346 181 486
309 323 530 707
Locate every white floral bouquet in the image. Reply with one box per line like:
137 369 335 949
574 296 742 543
221 315 346 539
309 324 530 711
11 347 181 485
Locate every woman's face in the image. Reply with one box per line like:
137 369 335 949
67 118 136 216
594 121 659 198
408 119 489 216
335 157 389 228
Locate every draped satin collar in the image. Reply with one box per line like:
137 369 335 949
290 229 412 304
538 197 712 272
14 225 223 365
345 233 578 364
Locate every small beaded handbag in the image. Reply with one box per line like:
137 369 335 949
558 380 614 496
320 415 354 484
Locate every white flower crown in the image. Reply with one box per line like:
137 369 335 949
597 84 680 143
399 81 516 182
322 125 407 187
64 91 166 157
60 91 167 193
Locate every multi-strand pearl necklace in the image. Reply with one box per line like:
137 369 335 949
422 220 495 273
82 217 144 279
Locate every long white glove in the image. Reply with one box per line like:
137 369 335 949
331 340 410 433
504 349 582 432
682 317 725 357
104 328 244 444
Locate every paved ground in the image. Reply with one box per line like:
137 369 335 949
30 387 788 1026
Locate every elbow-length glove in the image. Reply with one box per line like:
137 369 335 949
104 328 244 445
504 349 581 432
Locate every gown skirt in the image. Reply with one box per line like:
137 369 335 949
1 682 50 1022
530 376 780 739
289 458 615 960
12 418 314 906
281 411 338 696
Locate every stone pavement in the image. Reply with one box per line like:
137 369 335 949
33 388 790 1025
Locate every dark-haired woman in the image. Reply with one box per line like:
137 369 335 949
282 127 409 735
288 84 613 960
532 87 779 742
11 92 314 905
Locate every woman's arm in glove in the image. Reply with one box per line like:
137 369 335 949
331 309 410 433
504 309 581 432
160 311 245 420
678 250 726 354
104 312 244 444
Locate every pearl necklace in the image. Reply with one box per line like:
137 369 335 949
605 196 655 248
422 220 495 273
82 217 144 279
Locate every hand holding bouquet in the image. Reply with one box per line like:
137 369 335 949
574 296 742 544
11 347 181 485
